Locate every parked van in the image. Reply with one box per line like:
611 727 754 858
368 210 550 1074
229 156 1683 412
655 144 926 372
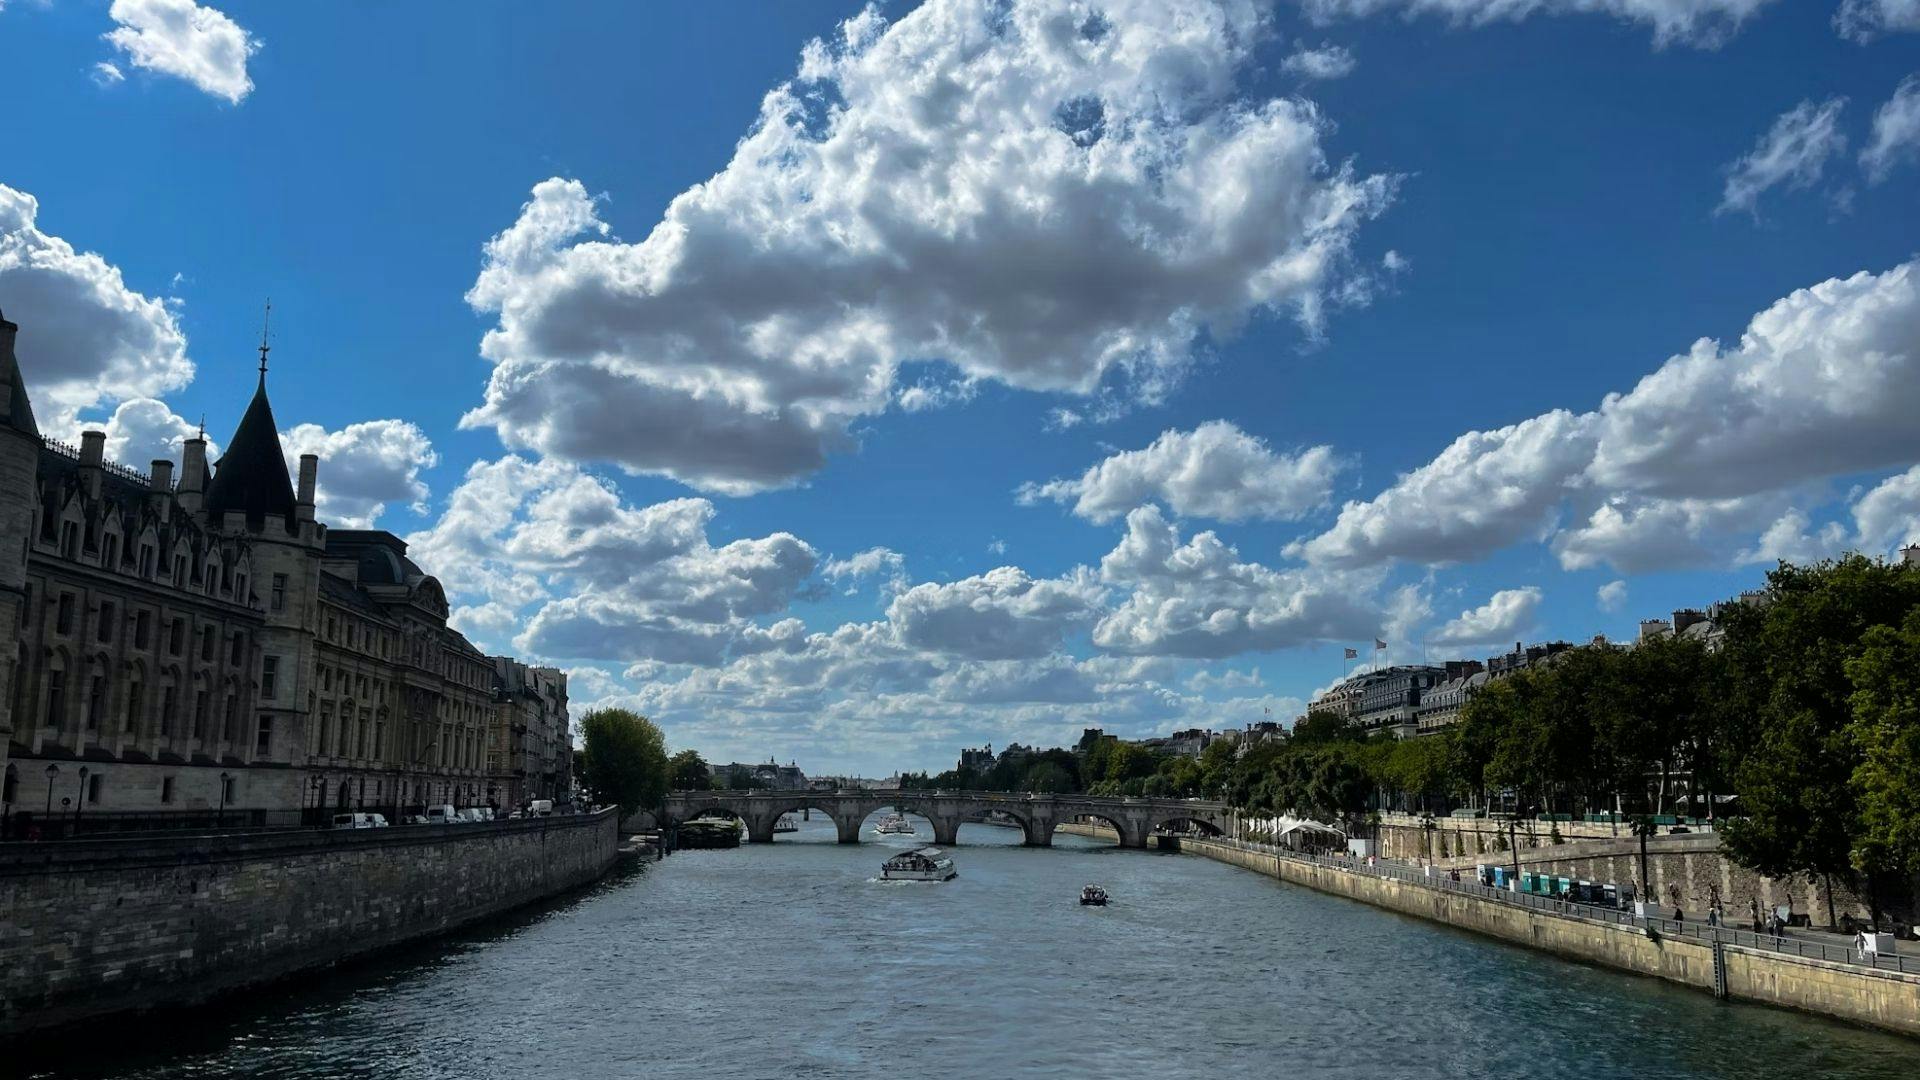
528 799 554 817
426 804 458 825
331 812 387 829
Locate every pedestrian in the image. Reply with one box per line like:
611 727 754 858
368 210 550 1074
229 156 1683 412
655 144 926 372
1750 899 1763 934
1673 905 1684 923
1706 905 1720 928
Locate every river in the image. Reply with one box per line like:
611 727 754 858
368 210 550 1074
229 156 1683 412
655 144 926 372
14 813 1919 1080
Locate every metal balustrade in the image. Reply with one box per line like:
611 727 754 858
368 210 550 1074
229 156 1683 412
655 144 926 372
1196 836 1919 977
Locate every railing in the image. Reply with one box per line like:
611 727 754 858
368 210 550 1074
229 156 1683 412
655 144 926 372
1198 837 1920 977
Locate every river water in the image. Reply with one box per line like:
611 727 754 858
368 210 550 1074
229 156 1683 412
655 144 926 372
16 814 1920 1080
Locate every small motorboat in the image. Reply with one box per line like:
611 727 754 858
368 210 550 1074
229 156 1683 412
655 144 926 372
875 814 916 836
1080 884 1109 906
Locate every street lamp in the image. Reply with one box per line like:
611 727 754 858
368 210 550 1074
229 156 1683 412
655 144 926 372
74 766 88 833
217 771 231 827
43 763 58 821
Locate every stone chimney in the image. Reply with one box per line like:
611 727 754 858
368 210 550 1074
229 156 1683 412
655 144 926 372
79 430 106 498
296 453 318 522
150 459 173 491
177 434 208 515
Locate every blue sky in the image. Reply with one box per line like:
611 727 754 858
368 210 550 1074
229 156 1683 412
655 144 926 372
2 0 1918 776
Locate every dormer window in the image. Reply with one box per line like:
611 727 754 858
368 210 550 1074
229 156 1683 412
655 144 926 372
59 521 79 559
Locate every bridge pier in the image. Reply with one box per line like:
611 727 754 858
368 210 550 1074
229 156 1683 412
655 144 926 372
1022 818 1054 847
745 813 778 844
833 813 863 844
930 816 961 846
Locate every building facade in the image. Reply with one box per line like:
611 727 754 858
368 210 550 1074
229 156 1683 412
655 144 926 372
491 657 571 810
0 311 566 834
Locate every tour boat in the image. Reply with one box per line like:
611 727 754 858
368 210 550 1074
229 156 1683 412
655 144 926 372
773 813 800 833
1080 884 1109 906
881 847 957 882
874 814 916 836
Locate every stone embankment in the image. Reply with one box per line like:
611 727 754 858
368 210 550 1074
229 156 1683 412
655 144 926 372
1183 837 1920 1040
0 810 621 1037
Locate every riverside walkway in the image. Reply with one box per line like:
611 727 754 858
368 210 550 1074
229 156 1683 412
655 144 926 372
1208 837 1920 976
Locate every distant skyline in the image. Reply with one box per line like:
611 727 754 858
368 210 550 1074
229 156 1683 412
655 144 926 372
2 0 1918 775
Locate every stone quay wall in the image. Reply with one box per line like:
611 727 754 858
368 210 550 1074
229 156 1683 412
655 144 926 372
0 809 620 1037
1371 814 1886 926
1183 837 1920 1039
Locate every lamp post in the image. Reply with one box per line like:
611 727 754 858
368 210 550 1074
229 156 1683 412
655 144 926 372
74 766 88 834
217 771 231 827
44 763 58 820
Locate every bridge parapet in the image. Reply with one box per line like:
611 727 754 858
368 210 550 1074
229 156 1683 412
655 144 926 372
660 790 1228 849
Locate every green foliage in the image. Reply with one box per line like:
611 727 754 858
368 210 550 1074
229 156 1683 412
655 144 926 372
668 749 713 791
577 708 669 815
1846 608 1920 880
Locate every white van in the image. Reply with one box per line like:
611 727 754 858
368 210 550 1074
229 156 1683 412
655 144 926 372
426 804 458 825
528 799 554 817
331 812 387 829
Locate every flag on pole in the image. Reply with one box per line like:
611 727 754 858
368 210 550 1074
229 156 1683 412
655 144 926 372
1374 638 1388 650
1343 647 1358 660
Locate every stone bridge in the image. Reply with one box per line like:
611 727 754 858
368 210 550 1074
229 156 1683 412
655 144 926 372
660 789 1229 849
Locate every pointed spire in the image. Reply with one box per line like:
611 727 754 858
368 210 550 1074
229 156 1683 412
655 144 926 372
257 299 272 377
206 307 296 524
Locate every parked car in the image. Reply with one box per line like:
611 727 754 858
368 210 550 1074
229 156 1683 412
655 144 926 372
404 814 429 825
426 804 458 825
331 812 387 829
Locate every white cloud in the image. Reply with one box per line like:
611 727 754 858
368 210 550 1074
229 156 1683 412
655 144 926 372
1291 409 1596 568
1095 504 1380 658
1429 587 1542 649
280 420 438 528
1021 420 1346 524
91 62 125 87
1862 74 1920 183
1296 258 1920 573
1717 97 1848 217
460 0 1391 495
1735 507 1850 566
1850 465 1920 555
95 397 206 470
0 183 192 430
1836 0 1920 41
1596 579 1628 612
404 456 819 665
887 566 1106 660
822 546 907 593
1282 42 1356 80
104 0 258 104
1294 0 1776 47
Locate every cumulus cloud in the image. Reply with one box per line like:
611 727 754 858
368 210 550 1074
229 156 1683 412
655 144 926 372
1735 507 1850 566
405 456 819 665
1021 421 1345 524
461 0 1391 494
1717 98 1848 217
887 566 1106 660
1850 465 1920 554
822 547 907 593
0 183 192 429
104 0 258 104
1295 258 1920 573
280 419 438 528
1095 504 1379 657
1294 0 1776 47
94 397 206 471
1836 0 1920 41
91 62 126 87
1596 579 1628 613
1862 74 1920 183
1291 410 1596 568
1282 42 1356 79
1429 587 1542 649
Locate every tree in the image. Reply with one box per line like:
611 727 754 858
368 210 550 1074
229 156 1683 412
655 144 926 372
669 749 713 791
1845 608 1920 925
1290 709 1355 745
1719 556 1920 928
1021 760 1073 793
577 708 669 816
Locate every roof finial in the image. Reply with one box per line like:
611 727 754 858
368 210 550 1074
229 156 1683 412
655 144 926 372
198 414 205 440
258 299 272 376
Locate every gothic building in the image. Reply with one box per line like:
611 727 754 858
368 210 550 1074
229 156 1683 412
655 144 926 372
0 310 568 833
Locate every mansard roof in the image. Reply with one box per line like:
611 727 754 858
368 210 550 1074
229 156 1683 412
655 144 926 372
206 373 296 523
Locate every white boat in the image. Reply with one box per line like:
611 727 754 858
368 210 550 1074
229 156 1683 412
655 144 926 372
874 813 916 836
773 812 800 833
881 846 956 882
